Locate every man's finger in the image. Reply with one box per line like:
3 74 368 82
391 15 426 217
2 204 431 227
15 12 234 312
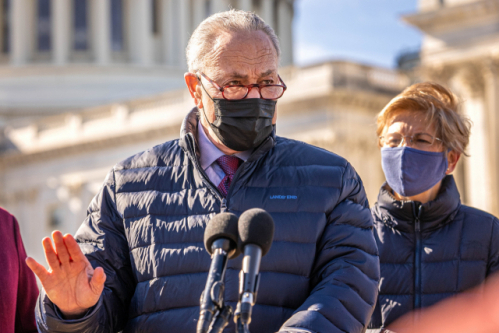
53 231 71 265
89 267 106 296
42 237 61 272
26 257 49 281
63 233 86 262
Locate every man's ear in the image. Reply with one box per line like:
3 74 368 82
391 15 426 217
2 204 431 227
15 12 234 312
184 72 203 109
446 150 461 174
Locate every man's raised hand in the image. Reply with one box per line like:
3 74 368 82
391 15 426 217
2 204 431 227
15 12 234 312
26 231 106 319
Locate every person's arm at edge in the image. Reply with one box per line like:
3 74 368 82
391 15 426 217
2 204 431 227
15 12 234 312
279 162 380 333
13 214 39 333
387 273 499 333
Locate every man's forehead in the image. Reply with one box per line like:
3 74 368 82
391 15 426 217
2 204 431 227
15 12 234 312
215 30 275 54
204 31 278 78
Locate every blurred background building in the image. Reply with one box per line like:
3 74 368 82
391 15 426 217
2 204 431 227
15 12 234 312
0 0 496 263
404 0 499 222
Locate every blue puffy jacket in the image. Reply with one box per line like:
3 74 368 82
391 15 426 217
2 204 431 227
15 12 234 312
36 109 380 333
369 176 499 328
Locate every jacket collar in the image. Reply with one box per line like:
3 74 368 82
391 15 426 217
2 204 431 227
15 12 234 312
373 175 461 233
179 107 277 162
178 107 200 158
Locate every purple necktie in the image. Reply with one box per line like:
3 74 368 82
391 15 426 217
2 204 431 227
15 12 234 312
216 155 242 197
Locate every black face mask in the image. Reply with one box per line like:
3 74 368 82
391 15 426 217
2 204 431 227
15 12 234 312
201 97 276 152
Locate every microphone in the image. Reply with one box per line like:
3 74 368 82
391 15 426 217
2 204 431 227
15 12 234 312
197 213 240 333
235 208 275 331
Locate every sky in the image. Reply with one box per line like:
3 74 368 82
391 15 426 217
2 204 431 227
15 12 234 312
293 0 423 69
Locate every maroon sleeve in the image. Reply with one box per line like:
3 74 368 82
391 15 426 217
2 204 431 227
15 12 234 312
12 215 39 333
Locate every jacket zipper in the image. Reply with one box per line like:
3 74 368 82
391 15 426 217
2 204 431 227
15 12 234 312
413 203 423 310
225 161 247 204
184 134 227 213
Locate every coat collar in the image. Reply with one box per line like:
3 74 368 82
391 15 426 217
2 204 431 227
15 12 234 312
373 175 461 233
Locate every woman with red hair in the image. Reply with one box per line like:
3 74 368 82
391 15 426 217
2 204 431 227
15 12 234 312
369 82 499 331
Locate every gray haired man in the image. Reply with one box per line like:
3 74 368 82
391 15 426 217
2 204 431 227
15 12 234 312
29 10 379 333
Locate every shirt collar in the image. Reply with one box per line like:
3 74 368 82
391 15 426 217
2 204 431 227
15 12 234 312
197 120 252 171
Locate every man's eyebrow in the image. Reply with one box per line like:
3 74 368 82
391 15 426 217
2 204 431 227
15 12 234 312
227 72 248 79
259 70 275 77
226 70 276 79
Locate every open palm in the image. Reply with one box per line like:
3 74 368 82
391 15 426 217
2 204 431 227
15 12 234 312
26 231 106 318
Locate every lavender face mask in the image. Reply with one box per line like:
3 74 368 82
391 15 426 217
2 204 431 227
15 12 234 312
381 146 448 197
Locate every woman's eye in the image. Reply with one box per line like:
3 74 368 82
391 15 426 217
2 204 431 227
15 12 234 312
261 80 274 85
388 139 400 145
226 81 241 86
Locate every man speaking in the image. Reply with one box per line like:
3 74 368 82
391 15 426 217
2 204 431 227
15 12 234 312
28 10 379 333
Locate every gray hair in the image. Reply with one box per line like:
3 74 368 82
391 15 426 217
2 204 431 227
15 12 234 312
186 9 281 73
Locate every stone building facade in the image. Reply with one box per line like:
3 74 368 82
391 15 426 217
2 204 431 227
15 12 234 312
404 0 499 216
3 0 293 67
0 0 293 123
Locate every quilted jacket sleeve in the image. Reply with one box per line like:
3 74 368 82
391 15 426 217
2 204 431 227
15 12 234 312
487 217 499 276
35 169 135 333
279 163 380 333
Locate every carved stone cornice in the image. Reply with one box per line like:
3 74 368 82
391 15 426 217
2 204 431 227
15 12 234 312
329 90 394 111
420 58 499 97
420 64 455 85
277 90 394 117
0 122 180 169
403 0 499 33
483 57 499 75
455 63 486 97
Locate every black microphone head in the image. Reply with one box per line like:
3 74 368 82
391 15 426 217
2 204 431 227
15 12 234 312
238 208 275 256
204 212 240 259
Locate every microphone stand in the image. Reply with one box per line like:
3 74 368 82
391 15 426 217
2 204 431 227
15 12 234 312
202 256 233 333
205 286 253 333
207 303 233 333
235 317 250 333
207 298 250 333
233 266 261 333
234 300 252 333
199 240 233 333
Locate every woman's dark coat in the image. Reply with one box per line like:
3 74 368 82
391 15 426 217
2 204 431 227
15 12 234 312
370 175 499 328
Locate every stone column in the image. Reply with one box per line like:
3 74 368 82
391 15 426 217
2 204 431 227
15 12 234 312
161 0 176 65
10 0 30 65
261 0 274 28
192 0 206 31
178 0 190 68
483 59 499 216
211 0 229 13
277 0 293 67
451 65 492 213
0 4 4 56
238 0 252 11
25 3 36 58
90 0 111 64
52 0 72 65
127 0 153 65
